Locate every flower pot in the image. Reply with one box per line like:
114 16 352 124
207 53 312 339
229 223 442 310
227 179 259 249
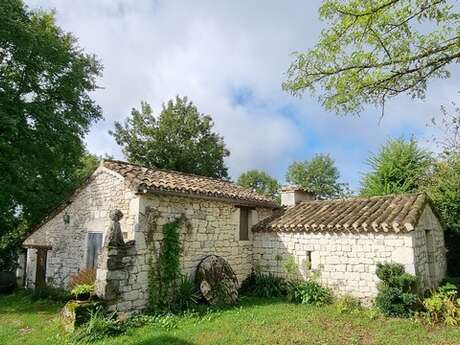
75 292 90 301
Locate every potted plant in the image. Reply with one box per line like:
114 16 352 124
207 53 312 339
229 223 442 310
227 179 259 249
71 284 94 301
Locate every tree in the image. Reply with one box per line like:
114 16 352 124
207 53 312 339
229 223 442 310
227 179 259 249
283 0 460 115
285 154 348 199
110 96 230 178
0 0 103 270
423 153 460 276
237 170 281 204
360 138 432 196
429 102 460 157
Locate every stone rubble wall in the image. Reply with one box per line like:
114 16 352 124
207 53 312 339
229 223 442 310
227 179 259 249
24 167 139 288
412 206 447 292
95 242 148 314
253 231 417 303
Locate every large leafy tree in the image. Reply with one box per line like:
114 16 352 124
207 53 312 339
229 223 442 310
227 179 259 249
0 0 103 270
283 0 460 114
360 138 432 196
286 154 349 199
110 96 230 178
424 154 460 275
237 170 281 204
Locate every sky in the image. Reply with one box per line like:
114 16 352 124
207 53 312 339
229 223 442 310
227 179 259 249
26 0 460 191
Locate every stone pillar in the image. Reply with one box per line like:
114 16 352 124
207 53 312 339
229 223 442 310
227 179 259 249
95 210 138 313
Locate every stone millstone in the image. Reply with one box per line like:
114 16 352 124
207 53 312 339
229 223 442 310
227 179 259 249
195 255 238 306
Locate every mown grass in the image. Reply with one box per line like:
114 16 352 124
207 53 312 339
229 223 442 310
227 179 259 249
1 292 460 345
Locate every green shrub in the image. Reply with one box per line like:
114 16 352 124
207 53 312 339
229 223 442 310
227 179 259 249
336 294 362 313
71 284 94 299
239 271 287 298
283 256 300 281
441 277 460 290
374 263 417 317
171 275 200 313
287 280 332 306
71 309 124 344
421 283 460 326
239 270 257 295
28 286 71 302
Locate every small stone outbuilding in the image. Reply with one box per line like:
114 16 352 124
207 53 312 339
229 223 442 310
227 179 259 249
253 189 447 301
22 160 447 312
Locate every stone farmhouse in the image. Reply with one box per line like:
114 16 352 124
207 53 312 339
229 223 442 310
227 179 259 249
22 160 447 313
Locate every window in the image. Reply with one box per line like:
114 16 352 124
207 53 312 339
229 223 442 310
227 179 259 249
306 251 312 270
239 207 250 241
86 232 103 268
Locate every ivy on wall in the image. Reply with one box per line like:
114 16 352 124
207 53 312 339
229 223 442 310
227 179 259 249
147 216 185 312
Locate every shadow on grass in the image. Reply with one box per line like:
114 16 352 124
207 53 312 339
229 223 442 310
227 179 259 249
136 335 194 345
0 290 63 315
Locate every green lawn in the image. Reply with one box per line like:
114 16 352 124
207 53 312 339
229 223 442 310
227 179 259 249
1 292 460 345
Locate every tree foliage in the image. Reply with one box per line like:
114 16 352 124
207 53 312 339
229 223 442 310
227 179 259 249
283 0 460 115
0 0 102 270
110 96 230 178
237 170 280 204
360 138 432 196
286 154 349 199
424 154 460 275
424 155 460 234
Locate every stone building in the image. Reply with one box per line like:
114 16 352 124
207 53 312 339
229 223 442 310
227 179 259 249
253 188 447 302
22 160 446 312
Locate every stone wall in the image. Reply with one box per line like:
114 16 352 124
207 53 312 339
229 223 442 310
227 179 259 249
253 230 416 302
94 194 272 315
413 205 447 292
95 241 148 314
138 194 272 284
24 167 140 288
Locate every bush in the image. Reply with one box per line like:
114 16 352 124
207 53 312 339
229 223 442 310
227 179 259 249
421 283 460 326
441 277 460 290
336 295 362 313
287 280 332 306
374 263 417 317
69 268 96 290
29 286 71 302
171 275 200 313
71 309 124 344
71 284 95 299
239 271 287 298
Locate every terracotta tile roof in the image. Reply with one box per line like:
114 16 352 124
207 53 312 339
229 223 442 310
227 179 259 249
253 193 430 233
103 160 276 208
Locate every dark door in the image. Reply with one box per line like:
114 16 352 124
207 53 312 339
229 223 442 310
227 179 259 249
86 232 103 268
35 248 47 289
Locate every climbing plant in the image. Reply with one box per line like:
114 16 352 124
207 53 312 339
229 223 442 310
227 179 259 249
147 215 197 313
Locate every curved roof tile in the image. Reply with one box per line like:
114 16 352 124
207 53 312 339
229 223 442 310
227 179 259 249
253 193 430 233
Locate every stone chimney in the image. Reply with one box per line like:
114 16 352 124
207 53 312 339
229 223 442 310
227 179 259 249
280 186 315 206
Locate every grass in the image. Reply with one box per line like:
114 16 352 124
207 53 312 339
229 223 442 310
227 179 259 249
0 290 66 345
1 292 460 345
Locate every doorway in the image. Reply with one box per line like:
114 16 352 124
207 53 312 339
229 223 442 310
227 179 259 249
86 232 103 269
35 248 48 289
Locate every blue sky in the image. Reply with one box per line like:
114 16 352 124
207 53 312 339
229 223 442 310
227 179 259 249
26 0 460 191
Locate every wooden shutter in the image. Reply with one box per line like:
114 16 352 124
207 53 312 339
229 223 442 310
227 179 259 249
86 233 103 268
35 248 48 288
239 208 249 241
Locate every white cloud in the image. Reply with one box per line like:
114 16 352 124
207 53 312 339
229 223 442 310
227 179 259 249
26 0 460 189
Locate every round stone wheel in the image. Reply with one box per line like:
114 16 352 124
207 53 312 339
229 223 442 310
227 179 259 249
195 255 239 306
